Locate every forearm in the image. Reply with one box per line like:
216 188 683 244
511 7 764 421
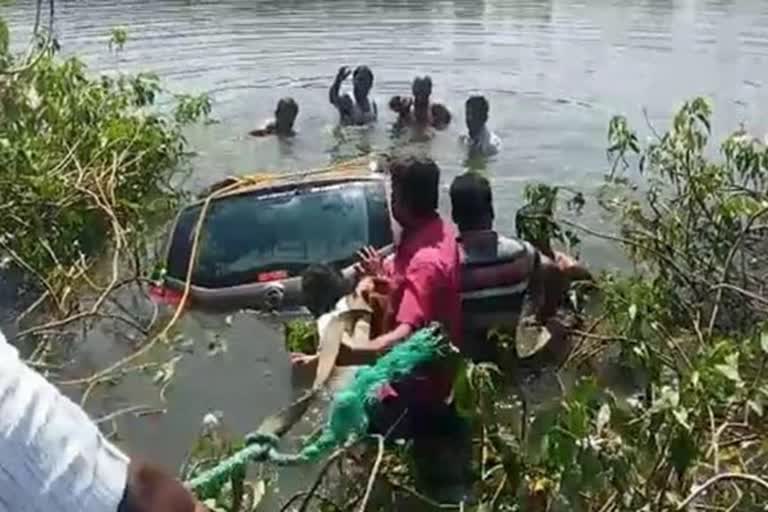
336 323 413 365
329 78 343 105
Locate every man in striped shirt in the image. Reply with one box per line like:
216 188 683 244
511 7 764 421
450 172 587 362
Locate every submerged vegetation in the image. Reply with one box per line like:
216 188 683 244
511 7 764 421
2 9 768 511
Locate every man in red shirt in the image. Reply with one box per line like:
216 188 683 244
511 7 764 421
353 157 470 500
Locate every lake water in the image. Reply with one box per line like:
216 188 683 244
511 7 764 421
4 0 768 499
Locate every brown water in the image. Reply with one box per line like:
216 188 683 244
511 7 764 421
4 0 768 498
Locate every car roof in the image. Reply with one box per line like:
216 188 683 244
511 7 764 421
194 156 386 206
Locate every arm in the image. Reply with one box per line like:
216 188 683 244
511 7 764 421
329 66 351 106
336 323 413 365
344 260 438 363
0 331 206 512
248 121 275 137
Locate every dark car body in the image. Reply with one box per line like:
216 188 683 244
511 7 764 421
159 167 393 311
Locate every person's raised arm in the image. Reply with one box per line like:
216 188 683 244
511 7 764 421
329 66 351 107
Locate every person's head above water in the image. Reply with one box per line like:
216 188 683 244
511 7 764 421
465 95 490 136
389 156 440 228
412 76 433 104
431 103 452 129
301 263 349 318
450 172 495 232
353 65 374 100
388 95 412 117
274 97 299 133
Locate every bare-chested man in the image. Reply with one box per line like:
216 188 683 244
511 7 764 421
388 76 451 130
249 97 299 137
329 65 377 125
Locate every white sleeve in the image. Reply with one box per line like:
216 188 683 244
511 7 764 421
0 330 130 512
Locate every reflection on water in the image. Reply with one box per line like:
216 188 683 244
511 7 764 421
5 0 768 477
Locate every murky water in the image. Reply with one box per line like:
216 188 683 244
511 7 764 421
4 0 768 494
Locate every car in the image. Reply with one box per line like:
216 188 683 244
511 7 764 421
153 158 394 311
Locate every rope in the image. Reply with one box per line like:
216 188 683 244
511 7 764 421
184 324 447 499
63 156 377 389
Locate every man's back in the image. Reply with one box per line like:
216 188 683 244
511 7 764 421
458 230 537 360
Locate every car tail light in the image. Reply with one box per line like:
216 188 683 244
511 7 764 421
149 284 184 306
257 270 288 282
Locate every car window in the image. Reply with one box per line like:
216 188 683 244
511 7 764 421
166 181 391 287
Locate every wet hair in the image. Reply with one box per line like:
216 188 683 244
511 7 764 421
431 103 452 127
412 76 433 98
389 157 440 216
450 172 494 230
301 264 350 318
388 95 409 114
466 95 489 121
275 97 299 118
353 65 374 88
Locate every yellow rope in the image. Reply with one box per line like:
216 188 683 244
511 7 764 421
63 155 380 393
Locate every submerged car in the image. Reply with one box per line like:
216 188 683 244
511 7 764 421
156 159 394 311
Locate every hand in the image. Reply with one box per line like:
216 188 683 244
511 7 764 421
354 245 384 277
336 66 352 82
290 352 319 366
553 251 591 282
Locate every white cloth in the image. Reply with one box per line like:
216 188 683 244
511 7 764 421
0 329 129 512
460 127 502 156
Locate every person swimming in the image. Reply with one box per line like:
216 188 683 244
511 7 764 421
329 65 378 125
460 94 501 156
388 76 451 130
249 97 299 137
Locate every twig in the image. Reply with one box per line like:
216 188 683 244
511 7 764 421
280 491 342 512
297 449 347 512
358 435 385 512
708 284 768 307
676 473 768 510
708 205 768 334
490 474 507 511
16 290 50 323
95 404 157 424
387 479 461 509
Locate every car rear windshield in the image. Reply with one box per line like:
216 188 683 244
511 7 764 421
166 180 392 288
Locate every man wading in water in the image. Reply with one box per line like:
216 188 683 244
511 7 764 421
329 65 377 125
450 172 589 363
249 97 299 137
389 75 452 130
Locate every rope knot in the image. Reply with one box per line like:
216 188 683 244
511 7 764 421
244 431 280 449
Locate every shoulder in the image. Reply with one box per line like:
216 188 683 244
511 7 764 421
487 131 502 153
496 235 529 257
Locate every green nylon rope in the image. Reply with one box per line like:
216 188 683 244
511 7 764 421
185 325 445 498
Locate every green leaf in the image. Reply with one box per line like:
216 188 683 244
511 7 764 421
453 361 476 418
760 331 768 354
628 303 638 321
669 430 697 479
527 405 560 460
715 353 741 382
748 400 764 418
